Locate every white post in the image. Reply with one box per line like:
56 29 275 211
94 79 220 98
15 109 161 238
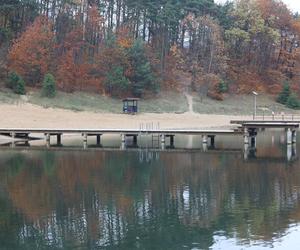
252 91 258 120
161 134 165 150
161 134 165 144
121 134 126 143
83 133 88 142
254 95 256 118
202 135 208 144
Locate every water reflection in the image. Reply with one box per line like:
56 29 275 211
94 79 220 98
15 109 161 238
0 135 299 249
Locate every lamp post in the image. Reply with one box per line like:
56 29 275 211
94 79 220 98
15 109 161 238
252 91 258 120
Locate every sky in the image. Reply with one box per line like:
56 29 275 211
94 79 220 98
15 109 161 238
215 0 300 13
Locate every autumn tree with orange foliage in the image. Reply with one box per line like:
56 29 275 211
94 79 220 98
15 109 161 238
8 16 54 85
2 0 300 98
56 5 105 92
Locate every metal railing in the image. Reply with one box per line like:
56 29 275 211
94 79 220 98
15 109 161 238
253 114 300 121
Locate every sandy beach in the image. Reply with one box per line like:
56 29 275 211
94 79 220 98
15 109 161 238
0 103 250 129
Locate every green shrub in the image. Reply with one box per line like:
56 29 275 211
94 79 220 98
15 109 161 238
42 73 56 98
7 72 26 95
277 82 290 104
286 93 300 109
218 80 228 93
6 72 19 89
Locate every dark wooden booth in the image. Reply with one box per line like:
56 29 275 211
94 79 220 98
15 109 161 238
123 98 139 114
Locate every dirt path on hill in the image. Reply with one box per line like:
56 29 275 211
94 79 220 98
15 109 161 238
184 92 195 114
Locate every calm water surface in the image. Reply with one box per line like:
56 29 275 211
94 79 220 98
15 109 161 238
0 132 300 249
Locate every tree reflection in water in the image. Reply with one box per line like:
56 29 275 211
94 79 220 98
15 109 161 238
0 144 299 249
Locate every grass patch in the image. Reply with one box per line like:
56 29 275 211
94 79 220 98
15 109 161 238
0 89 25 104
27 90 188 113
29 91 122 113
193 94 300 115
140 92 188 113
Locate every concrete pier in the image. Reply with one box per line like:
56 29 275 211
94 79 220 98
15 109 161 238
244 128 249 144
121 134 126 143
161 134 165 144
83 133 88 142
45 133 51 143
10 132 16 139
202 135 208 144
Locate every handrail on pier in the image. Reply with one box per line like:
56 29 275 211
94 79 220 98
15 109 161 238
253 114 300 121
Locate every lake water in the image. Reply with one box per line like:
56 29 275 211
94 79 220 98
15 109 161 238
0 132 300 249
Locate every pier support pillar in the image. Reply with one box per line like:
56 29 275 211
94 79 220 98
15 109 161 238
161 134 166 150
83 133 87 142
202 135 208 144
121 134 126 143
10 132 16 139
292 130 297 144
46 133 50 143
161 134 165 144
45 133 50 148
121 134 126 149
82 133 88 149
287 128 292 145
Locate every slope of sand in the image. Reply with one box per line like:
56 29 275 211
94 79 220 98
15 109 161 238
0 103 250 129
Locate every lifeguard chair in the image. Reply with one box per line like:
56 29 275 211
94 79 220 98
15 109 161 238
123 98 139 114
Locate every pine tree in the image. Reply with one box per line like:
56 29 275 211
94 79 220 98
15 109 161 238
286 93 300 109
42 73 56 98
277 82 291 104
7 71 26 95
128 39 157 97
105 67 130 97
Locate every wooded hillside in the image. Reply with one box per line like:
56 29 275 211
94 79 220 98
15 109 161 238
0 0 300 98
